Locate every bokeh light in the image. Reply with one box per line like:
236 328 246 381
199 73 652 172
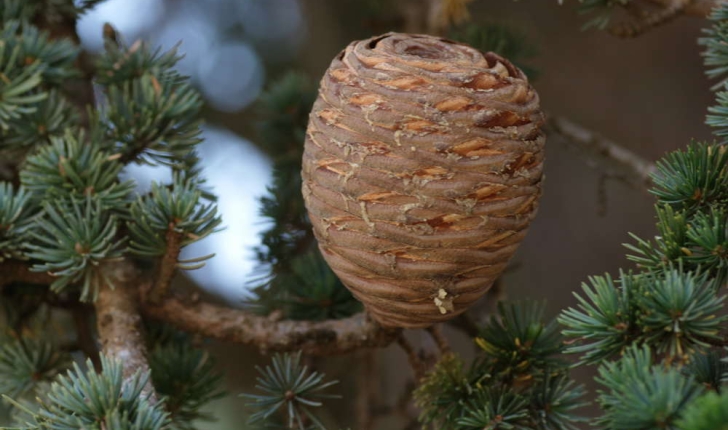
198 42 265 112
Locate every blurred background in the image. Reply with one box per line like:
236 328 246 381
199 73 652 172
74 0 714 428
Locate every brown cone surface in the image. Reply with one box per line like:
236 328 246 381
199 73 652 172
302 33 545 328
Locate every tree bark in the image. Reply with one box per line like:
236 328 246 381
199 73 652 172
95 261 156 401
141 297 400 355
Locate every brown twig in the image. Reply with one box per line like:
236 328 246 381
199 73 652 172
148 226 182 303
140 295 400 355
546 116 657 191
396 334 426 381
425 325 451 355
3 260 402 357
95 260 156 401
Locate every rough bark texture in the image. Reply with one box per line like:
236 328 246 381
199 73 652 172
95 262 156 400
140 297 400 355
302 33 544 328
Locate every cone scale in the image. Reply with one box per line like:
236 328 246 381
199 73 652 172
302 33 545 328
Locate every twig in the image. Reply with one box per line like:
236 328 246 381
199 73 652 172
148 226 182 303
396 334 426 381
95 260 157 401
425 325 451 355
70 304 101 371
546 116 657 191
140 295 400 355
2 260 402 356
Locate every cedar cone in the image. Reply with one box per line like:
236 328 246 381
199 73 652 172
302 33 544 328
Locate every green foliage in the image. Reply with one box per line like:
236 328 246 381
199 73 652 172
249 73 360 321
149 344 225 429
627 142 728 283
95 40 183 87
706 89 728 141
701 2 728 89
128 176 221 269
686 208 728 277
0 338 69 399
0 2 232 428
0 21 78 134
0 183 34 261
241 351 340 430
4 23 79 85
413 353 478 428
626 206 728 285
561 269 726 363
101 74 203 166
596 346 704 430
256 72 315 156
530 375 587 430
3 91 77 149
677 391 728 430
577 0 631 30
559 271 639 364
701 4 728 140
650 143 728 210
24 197 125 301
625 205 689 269
20 130 135 211
0 44 45 130
683 351 727 392
448 23 538 78
475 301 564 380
0 0 36 24
261 250 362 321
7 357 170 430
415 303 585 430
638 271 725 357
456 388 530 430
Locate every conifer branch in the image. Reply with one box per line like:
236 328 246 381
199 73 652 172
547 116 657 191
148 226 182 304
1 260 400 358
94 260 157 401
140 296 400 355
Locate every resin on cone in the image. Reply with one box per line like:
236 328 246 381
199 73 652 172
302 33 545 328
